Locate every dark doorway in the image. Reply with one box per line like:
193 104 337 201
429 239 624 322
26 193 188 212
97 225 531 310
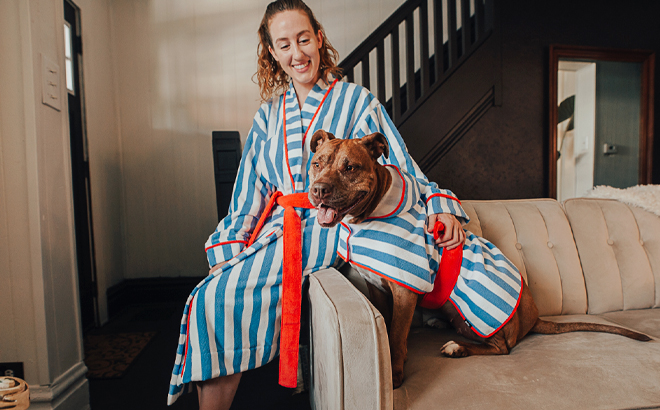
549 45 655 199
65 0 99 333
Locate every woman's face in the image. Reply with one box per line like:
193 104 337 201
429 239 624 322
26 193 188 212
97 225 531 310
268 10 323 95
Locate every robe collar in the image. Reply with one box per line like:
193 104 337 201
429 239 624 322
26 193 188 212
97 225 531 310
282 76 337 193
366 165 416 220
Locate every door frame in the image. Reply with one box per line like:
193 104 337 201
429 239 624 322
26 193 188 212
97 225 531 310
548 45 655 198
65 0 100 332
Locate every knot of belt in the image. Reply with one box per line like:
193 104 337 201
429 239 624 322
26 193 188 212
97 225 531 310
248 191 315 388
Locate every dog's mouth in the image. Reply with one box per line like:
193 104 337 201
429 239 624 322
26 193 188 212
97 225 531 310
315 193 366 227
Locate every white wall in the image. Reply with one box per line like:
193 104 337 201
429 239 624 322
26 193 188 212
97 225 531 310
110 0 405 280
0 0 95 407
0 0 50 387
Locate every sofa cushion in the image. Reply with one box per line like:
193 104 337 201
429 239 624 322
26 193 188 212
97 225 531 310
396 324 660 410
462 199 587 316
563 198 660 314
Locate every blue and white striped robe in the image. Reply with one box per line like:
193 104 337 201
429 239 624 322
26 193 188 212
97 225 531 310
167 77 465 404
339 165 523 338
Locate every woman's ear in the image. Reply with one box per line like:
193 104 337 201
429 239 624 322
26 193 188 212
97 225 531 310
317 30 323 49
268 46 279 62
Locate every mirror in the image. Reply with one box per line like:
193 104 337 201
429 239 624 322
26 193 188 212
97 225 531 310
548 45 655 200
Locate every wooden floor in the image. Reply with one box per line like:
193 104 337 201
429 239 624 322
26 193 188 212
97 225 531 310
87 301 311 410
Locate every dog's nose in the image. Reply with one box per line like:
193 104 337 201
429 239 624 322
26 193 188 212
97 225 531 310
311 182 333 199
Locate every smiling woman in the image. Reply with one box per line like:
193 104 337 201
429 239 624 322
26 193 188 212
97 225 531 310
167 1 467 409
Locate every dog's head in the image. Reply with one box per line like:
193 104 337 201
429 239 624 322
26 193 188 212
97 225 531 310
308 129 389 227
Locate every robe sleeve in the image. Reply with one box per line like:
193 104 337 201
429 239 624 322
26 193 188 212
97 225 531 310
353 97 469 224
204 106 275 268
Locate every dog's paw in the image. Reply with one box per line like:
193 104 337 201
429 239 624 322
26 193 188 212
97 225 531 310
392 368 404 389
441 341 466 357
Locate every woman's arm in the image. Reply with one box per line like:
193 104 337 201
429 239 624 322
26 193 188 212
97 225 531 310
205 107 275 268
353 97 469 222
353 94 467 248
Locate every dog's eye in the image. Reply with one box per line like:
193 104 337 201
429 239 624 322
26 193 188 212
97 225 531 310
346 165 355 171
313 162 320 168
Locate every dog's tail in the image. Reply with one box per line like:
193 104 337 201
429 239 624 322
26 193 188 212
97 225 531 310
531 319 651 341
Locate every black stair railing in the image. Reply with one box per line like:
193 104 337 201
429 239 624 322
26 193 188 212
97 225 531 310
339 0 494 126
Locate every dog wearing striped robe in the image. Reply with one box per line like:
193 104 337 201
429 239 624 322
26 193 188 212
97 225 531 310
307 129 651 389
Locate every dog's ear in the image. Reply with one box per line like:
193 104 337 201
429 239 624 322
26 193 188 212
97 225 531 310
310 129 335 153
360 132 389 159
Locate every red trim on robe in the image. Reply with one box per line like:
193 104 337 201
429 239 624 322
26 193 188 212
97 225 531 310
180 294 195 378
365 165 406 220
448 280 524 338
204 240 248 252
283 79 338 193
426 193 462 205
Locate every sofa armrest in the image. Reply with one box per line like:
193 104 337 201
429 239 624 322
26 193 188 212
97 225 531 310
308 268 393 410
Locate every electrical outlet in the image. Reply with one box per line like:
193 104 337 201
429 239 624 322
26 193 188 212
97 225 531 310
0 363 24 379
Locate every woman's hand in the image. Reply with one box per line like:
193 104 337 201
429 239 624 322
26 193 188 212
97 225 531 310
209 261 228 276
427 213 465 250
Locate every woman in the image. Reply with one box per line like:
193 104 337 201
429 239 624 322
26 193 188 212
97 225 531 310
167 0 467 408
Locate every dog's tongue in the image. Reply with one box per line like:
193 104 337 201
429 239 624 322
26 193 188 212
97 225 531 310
317 205 338 225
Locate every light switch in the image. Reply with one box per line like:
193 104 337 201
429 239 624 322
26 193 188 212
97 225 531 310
41 54 61 111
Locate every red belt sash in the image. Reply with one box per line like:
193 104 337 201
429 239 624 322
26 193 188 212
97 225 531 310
248 191 315 388
419 222 464 309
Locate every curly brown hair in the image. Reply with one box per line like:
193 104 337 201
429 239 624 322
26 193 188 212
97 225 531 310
255 0 342 102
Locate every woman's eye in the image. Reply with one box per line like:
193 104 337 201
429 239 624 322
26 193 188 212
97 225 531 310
300 39 309 44
280 45 289 50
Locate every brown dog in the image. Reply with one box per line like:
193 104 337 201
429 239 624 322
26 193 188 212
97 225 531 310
307 129 651 388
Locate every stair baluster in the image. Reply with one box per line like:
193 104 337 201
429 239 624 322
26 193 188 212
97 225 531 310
339 0 494 128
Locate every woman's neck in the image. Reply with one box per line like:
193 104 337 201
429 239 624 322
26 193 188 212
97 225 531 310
293 82 312 108
292 76 321 108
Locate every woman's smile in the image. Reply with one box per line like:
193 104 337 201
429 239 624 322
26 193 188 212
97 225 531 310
293 61 311 71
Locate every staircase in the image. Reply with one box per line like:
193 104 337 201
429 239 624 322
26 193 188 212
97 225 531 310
339 0 500 174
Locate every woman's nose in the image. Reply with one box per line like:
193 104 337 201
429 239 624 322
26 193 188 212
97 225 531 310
292 44 304 59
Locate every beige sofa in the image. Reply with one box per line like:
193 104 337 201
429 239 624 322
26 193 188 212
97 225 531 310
306 198 660 410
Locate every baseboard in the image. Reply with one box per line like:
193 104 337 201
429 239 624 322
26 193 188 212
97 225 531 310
106 276 205 318
30 361 89 410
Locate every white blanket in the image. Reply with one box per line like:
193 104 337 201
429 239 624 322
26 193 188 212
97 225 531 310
583 185 660 217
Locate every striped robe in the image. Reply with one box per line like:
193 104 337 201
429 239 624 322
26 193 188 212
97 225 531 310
167 77 465 404
339 165 523 338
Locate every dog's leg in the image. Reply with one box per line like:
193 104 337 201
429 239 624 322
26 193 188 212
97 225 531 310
438 299 525 358
365 281 392 332
387 283 418 388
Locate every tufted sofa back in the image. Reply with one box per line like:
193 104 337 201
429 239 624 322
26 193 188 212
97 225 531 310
563 198 660 313
462 198 660 317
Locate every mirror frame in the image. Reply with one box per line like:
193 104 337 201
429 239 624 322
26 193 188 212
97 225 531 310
548 45 655 198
